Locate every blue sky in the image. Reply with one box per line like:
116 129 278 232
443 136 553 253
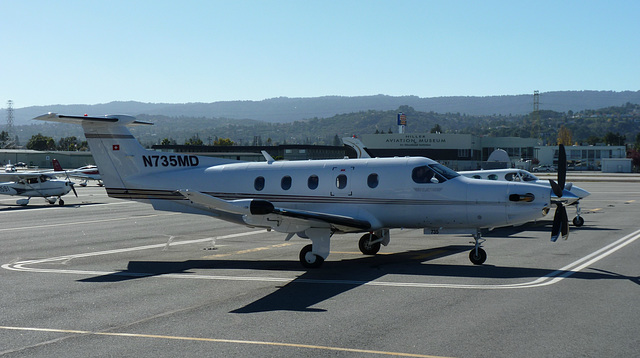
1 1 638 108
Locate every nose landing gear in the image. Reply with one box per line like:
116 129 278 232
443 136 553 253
469 230 487 265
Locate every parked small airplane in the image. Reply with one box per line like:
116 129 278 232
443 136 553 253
459 168 590 227
35 113 577 268
0 171 77 206
52 159 103 187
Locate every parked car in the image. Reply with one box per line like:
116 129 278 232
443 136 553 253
532 164 556 172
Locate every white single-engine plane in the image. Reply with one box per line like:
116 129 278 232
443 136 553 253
35 113 577 268
0 172 77 206
52 159 103 187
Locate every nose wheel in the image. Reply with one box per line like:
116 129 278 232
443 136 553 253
469 247 487 265
469 230 487 265
572 203 584 227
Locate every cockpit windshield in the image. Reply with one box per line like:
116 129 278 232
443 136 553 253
411 164 460 184
430 164 460 180
521 172 539 182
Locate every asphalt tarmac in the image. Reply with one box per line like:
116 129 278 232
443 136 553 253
1 180 638 358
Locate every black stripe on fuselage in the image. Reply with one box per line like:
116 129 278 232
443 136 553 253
104 187 501 206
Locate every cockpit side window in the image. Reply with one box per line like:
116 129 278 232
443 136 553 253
412 166 437 183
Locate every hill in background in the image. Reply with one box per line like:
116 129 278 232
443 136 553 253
4 90 640 125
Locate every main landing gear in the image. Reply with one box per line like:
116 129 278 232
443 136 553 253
298 228 332 269
299 244 324 268
358 233 381 255
298 230 390 268
469 230 487 265
46 196 65 206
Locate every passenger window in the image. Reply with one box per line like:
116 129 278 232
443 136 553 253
281 176 292 190
505 173 514 181
412 166 437 183
367 173 379 188
336 174 347 189
488 174 498 180
472 175 482 179
254 176 265 191
308 175 319 190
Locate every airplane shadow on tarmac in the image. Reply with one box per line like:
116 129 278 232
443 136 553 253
77 236 637 313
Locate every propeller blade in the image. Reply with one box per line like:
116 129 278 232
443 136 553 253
557 144 566 190
550 145 569 242
551 205 562 242
560 205 569 240
549 179 563 198
70 182 78 197
551 204 569 242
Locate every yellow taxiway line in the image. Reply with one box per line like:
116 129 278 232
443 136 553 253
0 325 453 358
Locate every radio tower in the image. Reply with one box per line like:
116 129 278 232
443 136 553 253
4 100 15 148
533 91 541 143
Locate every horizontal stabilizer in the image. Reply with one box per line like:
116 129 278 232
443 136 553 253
33 113 153 126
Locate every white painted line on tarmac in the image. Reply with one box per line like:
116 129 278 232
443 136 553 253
3 229 640 290
0 211 181 233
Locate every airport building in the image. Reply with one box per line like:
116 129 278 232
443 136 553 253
1 135 628 173
357 133 627 171
0 149 94 169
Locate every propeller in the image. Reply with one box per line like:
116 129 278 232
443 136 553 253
549 144 568 241
62 170 78 197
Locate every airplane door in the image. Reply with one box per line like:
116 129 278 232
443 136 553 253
330 166 354 197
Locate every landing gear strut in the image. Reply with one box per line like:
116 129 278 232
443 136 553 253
469 230 487 265
572 202 584 227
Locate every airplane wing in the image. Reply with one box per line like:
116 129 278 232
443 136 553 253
177 189 371 233
0 172 52 182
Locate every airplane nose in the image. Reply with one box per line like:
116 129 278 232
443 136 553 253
570 185 590 199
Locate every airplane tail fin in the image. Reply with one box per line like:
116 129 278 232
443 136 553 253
52 158 64 171
33 113 236 198
342 136 372 158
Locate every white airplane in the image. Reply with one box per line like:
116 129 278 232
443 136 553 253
459 168 590 227
343 136 590 227
35 113 578 268
52 159 103 187
0 171 77 206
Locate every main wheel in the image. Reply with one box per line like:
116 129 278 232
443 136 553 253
299 244 324 268
358 234 381 255
572 216 584 227
469 248 487 265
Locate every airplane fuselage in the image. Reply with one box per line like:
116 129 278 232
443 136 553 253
0 180 72 198
118 156 551 233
